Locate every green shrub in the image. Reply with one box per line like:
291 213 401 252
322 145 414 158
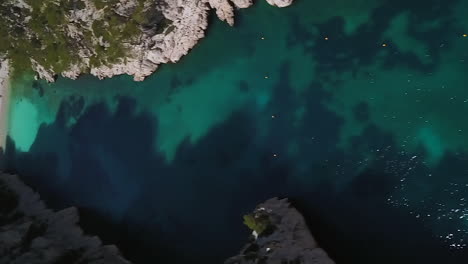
243 214 270 235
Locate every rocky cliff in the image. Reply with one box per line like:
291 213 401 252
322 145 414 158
0 173 132 264
0 0 294 82
225 198 335 264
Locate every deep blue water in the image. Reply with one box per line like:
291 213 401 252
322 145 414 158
4 0 468 263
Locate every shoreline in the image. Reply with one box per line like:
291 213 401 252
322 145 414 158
0 59 11 150
12 0 294 83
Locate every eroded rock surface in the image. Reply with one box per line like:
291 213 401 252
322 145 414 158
225 198 335 264
1 0 294 82
0 173 132 264
265 0 294 8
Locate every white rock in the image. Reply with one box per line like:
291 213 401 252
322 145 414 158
31 59 55 83
231 0 254 8
206 0 235 26
25 0 294 82
265 0 294 7
252 230 259 239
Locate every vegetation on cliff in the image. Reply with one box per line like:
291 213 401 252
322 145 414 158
0 0 156 78
243 213 271 235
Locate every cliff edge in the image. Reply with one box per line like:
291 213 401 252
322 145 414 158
225 198 335 264
0 0 294 82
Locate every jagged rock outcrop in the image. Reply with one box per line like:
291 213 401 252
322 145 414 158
0 173 132 264
230 0 254 8
76 0 292 81
265 0 294 7
225 198 335 264
1 0 294 82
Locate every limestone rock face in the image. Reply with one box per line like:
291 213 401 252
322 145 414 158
231 0 254 8
0 60 9 87
31 59 56 83
85 0 259 81
225 198 335 264
4 0 293 82
0 173 132 264
265 0 294 7
88 0 212 81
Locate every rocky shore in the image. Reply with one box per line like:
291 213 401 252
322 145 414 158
226 198 335 264
0 173 132 264
71 0 295 82
2 0 294 82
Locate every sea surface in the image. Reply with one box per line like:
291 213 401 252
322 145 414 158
3 0 468 263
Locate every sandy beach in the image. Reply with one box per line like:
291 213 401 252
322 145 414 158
0 59 11 150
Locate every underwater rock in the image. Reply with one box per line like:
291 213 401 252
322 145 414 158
225 198 335 264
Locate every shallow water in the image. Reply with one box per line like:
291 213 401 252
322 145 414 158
4 0 468 263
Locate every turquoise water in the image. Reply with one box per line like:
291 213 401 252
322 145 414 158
4 0 468 263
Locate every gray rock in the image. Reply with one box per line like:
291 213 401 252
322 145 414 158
0 173 132 264
225 198 335 264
